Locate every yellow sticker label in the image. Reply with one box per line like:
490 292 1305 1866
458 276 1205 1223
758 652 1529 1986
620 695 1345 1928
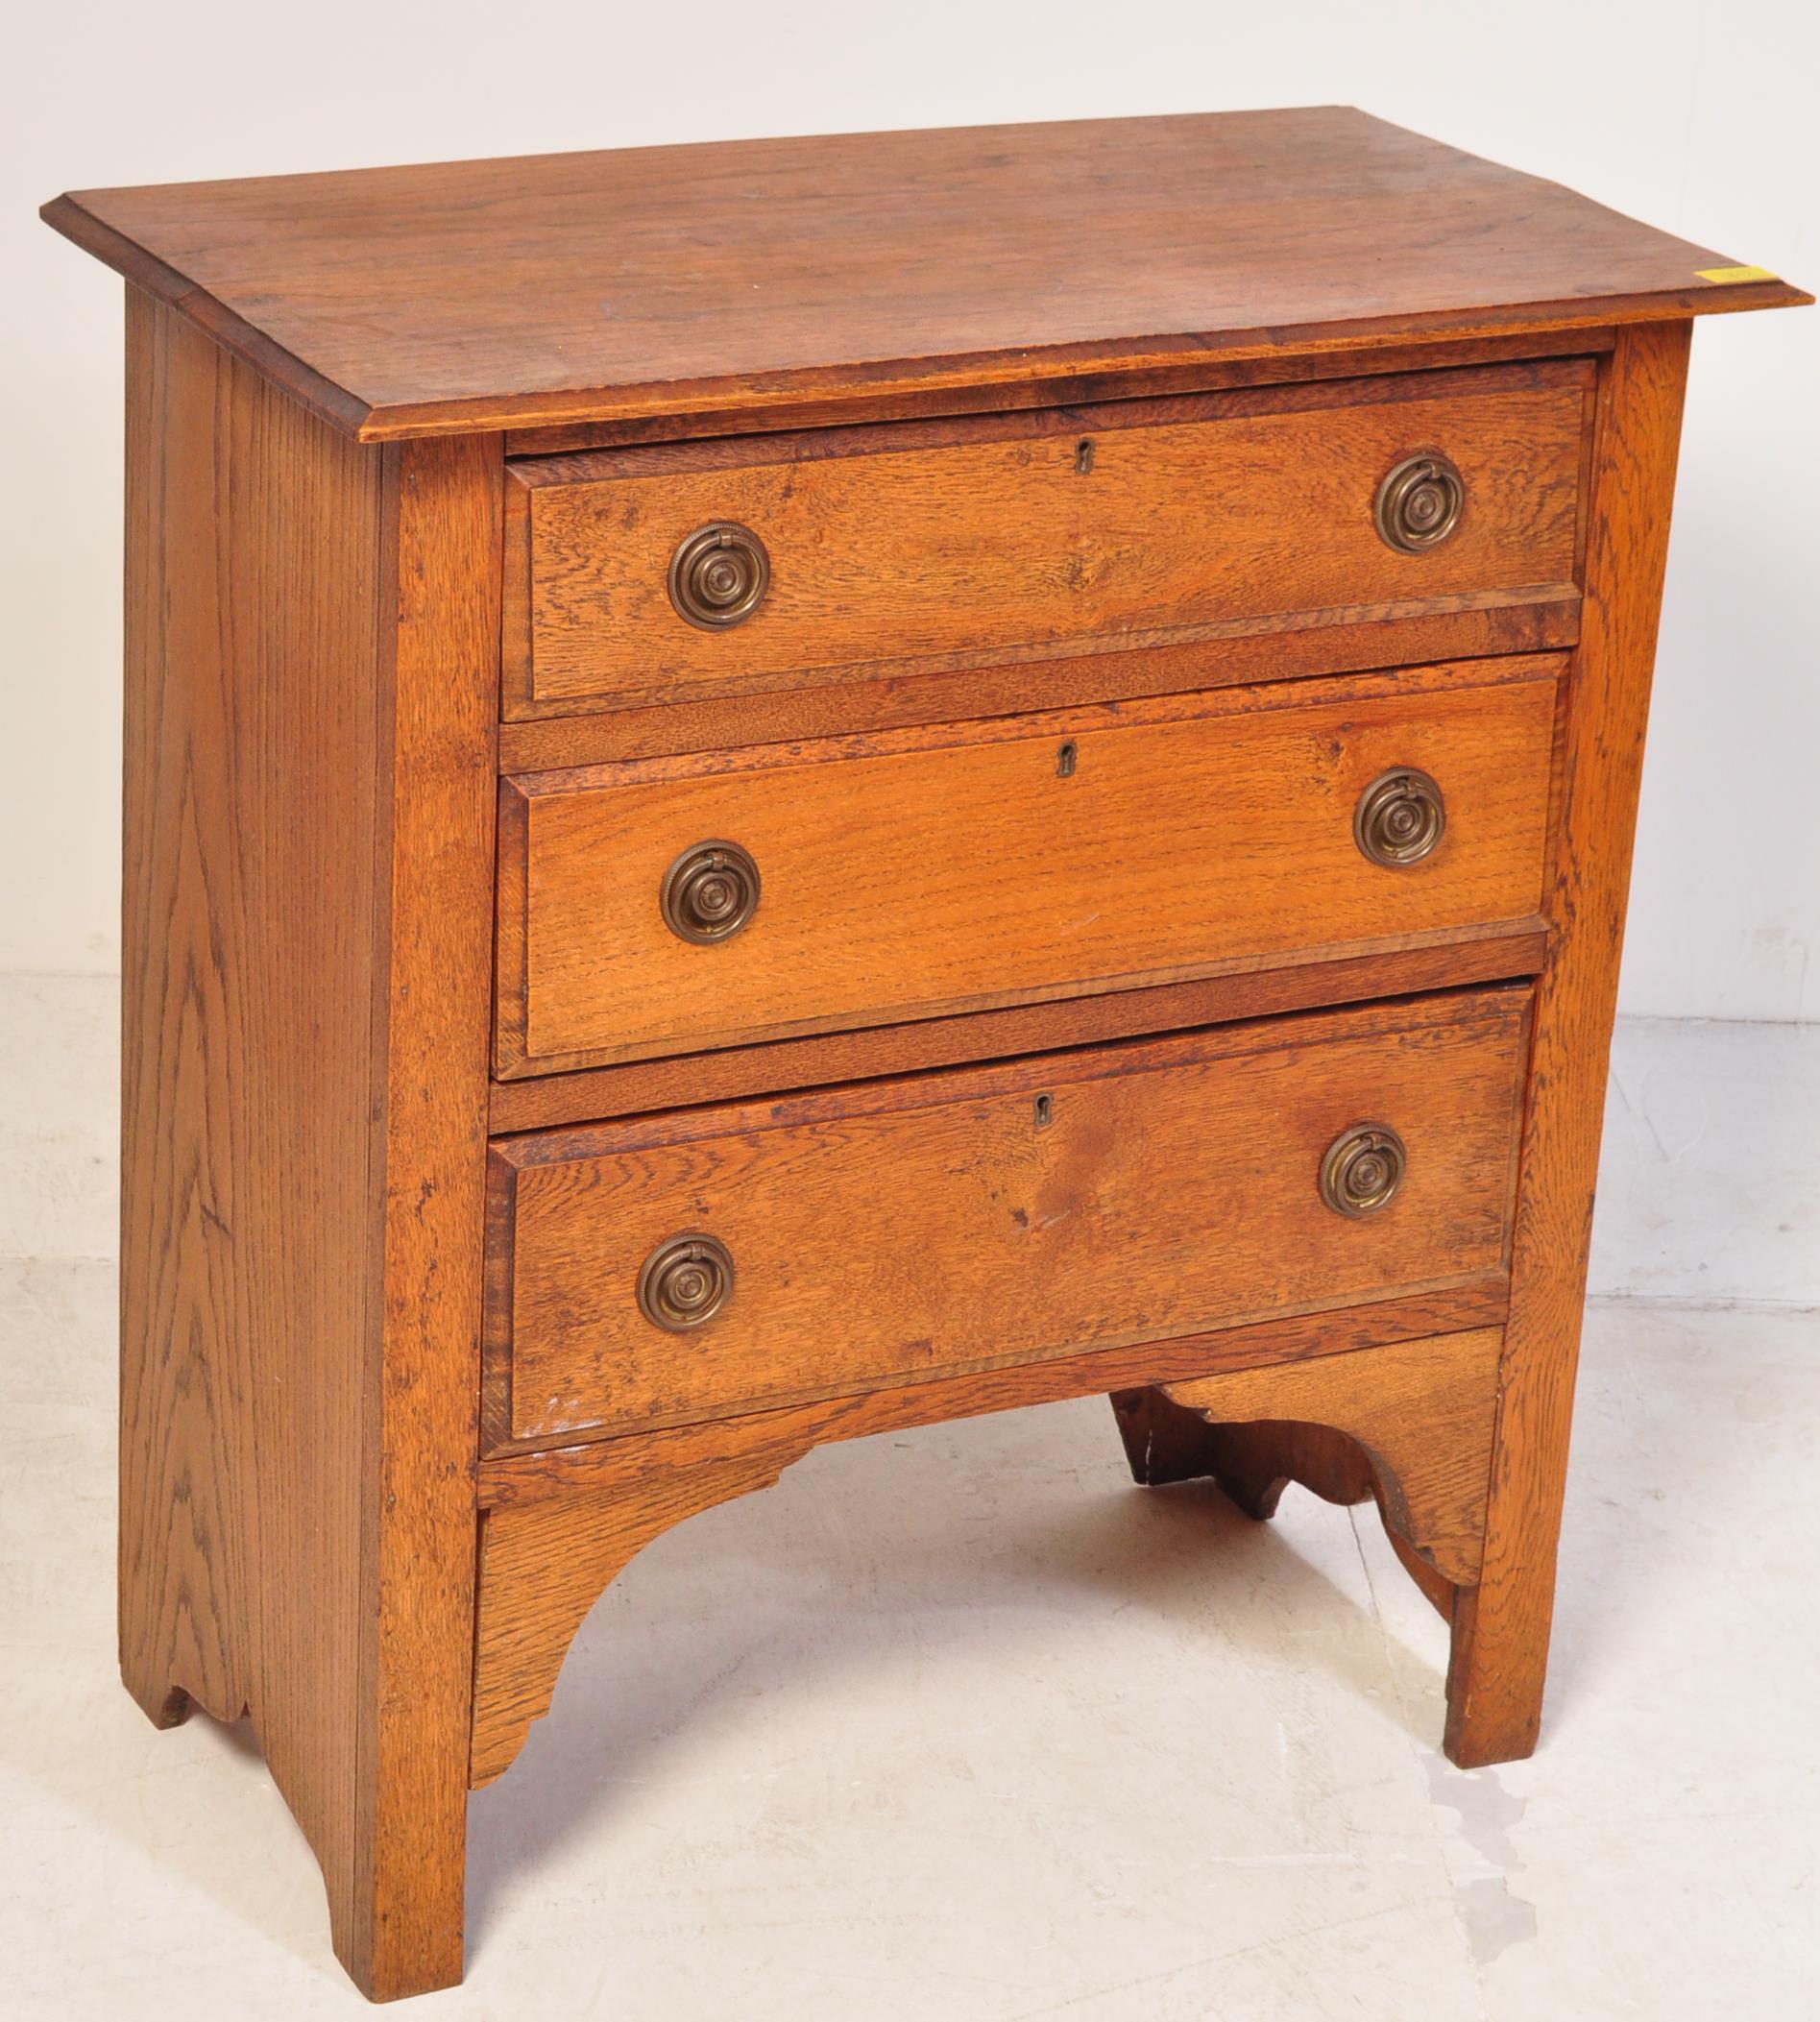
1695 264 1780 284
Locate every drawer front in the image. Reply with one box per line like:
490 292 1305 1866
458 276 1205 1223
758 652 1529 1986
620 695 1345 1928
484 989 1529 1448
497 657 1559 1075
506 360 1589 717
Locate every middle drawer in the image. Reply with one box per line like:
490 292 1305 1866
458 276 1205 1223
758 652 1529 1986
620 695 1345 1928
497 655 1559 1076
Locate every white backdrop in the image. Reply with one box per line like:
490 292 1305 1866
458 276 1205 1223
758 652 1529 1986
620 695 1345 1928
6 0 1814 1015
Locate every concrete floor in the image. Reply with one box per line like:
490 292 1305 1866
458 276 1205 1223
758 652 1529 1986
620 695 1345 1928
2 979 1816 2018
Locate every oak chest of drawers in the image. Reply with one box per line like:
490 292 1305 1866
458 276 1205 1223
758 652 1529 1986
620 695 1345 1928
43 109 1807 1999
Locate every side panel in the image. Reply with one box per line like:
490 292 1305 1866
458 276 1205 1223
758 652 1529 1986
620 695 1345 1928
117 289 499 1999
120 283 387 1873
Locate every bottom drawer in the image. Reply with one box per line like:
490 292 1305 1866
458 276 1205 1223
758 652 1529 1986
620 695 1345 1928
483 987 1530 1450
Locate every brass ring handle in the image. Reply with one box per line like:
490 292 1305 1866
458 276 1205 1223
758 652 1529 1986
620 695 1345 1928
1354 767 1445 867
661 840 761 944
638 1233 734 1331
1374 452 1465 552
1320 1124 1407 1219
668 522 769 628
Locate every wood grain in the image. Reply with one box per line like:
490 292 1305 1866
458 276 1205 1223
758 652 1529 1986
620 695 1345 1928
119 289 383 1835
1125 1326 1503 1586
42 110 1808 439
500 327 1619 459
1444 321 1695 1769
487 928 1548 1133
115 292 498 2003
350 433 500 1998
1111 1401 1459 1618
470 1450 797 1788
494 595 1581 770
509 364 1587 715
476 1284 1510 1500
484 988 1530 1448
498 657 1558 1075
468 1293 1507 1785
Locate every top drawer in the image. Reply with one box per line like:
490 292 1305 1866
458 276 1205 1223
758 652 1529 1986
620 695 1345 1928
504 358 1589 719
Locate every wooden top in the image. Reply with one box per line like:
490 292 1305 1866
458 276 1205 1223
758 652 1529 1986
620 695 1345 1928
43 108 1808 442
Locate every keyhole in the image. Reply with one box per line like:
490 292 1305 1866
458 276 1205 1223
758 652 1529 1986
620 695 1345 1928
1056 741 1078 779
1033 1094 1054 1128
1075 438 1094 475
